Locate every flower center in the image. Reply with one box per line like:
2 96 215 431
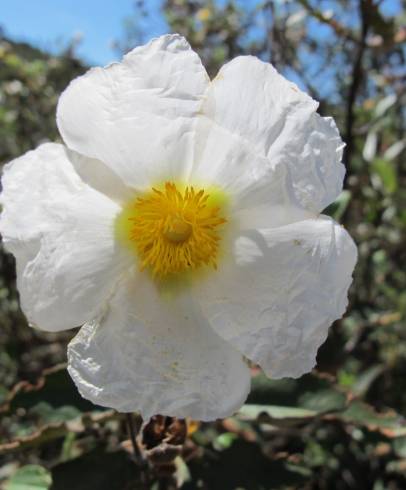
163 216 192 243
116 182 227 279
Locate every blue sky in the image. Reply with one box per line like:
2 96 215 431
0 0 167 65
1 0 402 67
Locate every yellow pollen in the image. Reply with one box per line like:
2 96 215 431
118 182 227 279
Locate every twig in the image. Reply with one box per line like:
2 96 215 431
126 412 152 489
126 412 144 465
298 0 357 42
343 0 371 168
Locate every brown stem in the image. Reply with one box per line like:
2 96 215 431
343 0 372 168
126 412 144 464
126 413 151 488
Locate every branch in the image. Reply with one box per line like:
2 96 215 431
343 0 372 167
298 0 357 42
126 412 144 465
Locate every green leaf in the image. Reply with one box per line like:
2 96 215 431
248 371 347 414
238 404 316 425
0 410 120 456
374 94 396 117
0 385 8 404
214 432 238 450
363 131 378 161
323 191 351 221
385 459 406 475
371 158 398 194
338 401 406 437
5 465 52 490
351 365 385 397
383 139 406 160
393 438 406 458
29 402 81 424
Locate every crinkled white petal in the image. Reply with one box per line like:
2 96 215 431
68 273 251 421
191 115 314 229
193 216 357 378
191 56 345 216
0 143 131 332
66 149 134 205
57 34 209 190
267 112 345 213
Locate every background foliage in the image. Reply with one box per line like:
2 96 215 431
0 1 405 488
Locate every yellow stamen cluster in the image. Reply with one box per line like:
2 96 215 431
126 182 226 278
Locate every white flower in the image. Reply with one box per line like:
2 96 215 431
0 34 357 421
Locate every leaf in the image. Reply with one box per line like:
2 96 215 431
0 385 8 404
323 191 351 221
248 371 347 414
332 400 406 437
371 158 398 194
374 94 396 117
0 410 120 456
0 365 117 454
286 9 306 27
5 465 52 490
383 139 406 160
385 459 406 475
213 432 238 450
350 365 385 397
245 371 406 437
243 369 352 428
29 402 81 425
238 404 316 426
363 131 378 162
393 438 406 458
2 402 83 440
174 455 191 487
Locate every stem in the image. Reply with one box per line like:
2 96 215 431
344 0 371 167
126 413 151 488
126 412 144 465
126 413 150 490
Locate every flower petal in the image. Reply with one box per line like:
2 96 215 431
68 273 251 421
66 149 134 205
57 34 209 190
0 143 130 331
192 116 314 228
192 56 345 215
194 217 357 378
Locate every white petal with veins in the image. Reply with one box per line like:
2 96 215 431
194 216 357 378
192 56 345 216
0 143 131 331
66 149 134 205
57 34 209 190
68 273 251 421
